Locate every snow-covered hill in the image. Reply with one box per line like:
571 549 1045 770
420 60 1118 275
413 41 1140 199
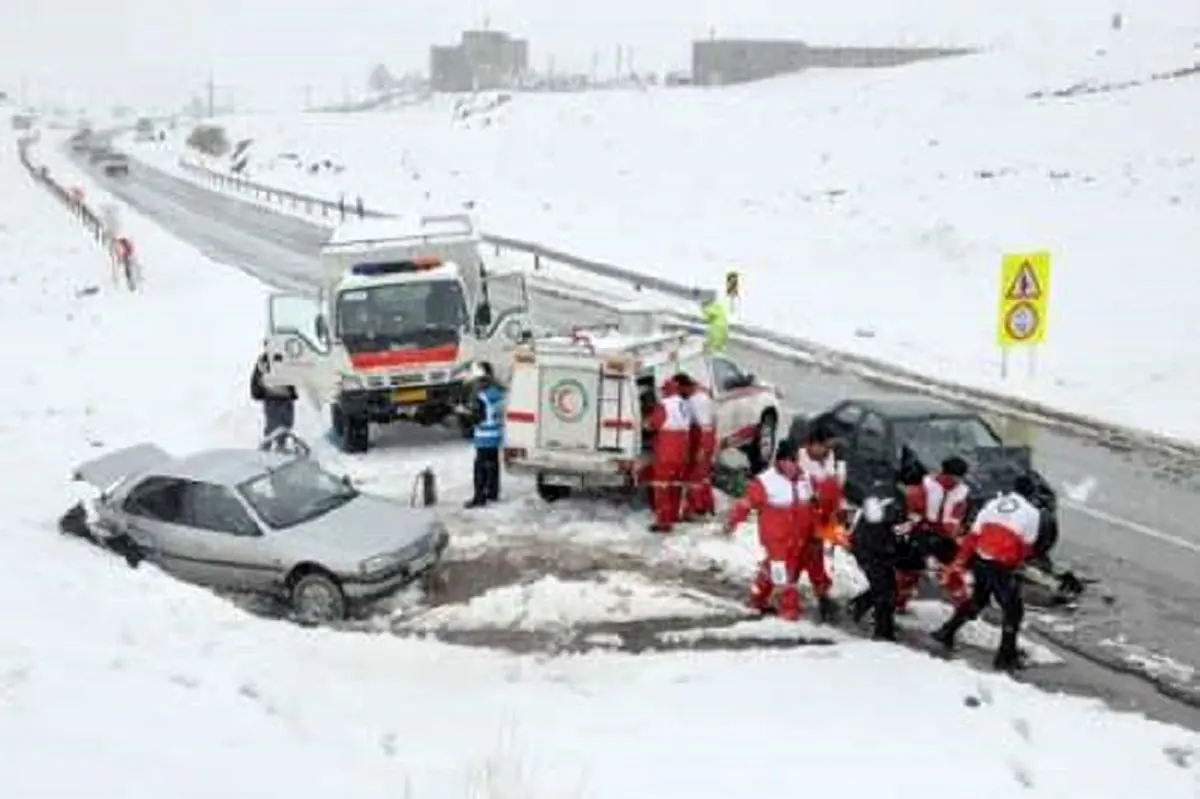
133 18 1200 443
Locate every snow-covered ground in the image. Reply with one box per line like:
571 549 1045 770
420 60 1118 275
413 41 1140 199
6 126 1200 795
130 21 1200 443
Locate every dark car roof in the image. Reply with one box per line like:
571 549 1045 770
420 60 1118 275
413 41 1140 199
842 396 971 420
158 448 295 486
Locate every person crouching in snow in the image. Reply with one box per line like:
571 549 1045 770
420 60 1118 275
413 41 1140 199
465 363 505 508
644 373 695 532
721 438 817 621
681 383 717 521
250 348 296 451
797 425 846 622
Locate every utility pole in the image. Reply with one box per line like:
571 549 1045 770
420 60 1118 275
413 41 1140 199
206 72 215 117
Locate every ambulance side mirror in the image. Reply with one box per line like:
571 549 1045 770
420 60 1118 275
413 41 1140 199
314 314 329 346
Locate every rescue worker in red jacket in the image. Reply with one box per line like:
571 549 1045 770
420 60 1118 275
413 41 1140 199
932 474 1043 671
797 425 845 621
721 438 817 621
895 456 971 611
644 373 696 533
681 385 717 520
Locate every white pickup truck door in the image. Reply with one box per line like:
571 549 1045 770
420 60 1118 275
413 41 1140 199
710 355 753 447
263 292 333 409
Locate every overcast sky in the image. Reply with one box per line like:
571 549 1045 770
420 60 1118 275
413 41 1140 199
4 0 1196 112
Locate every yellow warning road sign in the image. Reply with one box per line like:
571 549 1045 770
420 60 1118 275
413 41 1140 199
997 252 1050 347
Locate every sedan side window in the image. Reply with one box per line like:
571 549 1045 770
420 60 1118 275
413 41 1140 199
711 357 746 391
123 477 186 523
180 481 261 537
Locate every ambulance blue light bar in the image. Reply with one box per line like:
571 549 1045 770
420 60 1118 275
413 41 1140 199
350 257 441 276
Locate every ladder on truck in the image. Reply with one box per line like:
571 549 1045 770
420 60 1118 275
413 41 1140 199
594 367 630 453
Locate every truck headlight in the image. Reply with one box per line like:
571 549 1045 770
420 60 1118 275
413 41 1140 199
340 374 363 390
360 553 402 575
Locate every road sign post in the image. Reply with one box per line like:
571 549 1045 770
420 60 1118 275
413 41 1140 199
996 251 1051 379
725 269 740 313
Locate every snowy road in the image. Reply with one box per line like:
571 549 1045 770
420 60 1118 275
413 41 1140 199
84 154 1200 713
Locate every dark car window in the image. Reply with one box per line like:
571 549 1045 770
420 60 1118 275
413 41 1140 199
856 412 889 460
123 476 186 523
894 416 1003 467
711 357 745 391
180 481 261 537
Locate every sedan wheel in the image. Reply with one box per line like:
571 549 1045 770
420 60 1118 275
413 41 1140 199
291 572 347 624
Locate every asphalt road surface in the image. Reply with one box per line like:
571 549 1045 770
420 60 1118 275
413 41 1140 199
82 154 1200 727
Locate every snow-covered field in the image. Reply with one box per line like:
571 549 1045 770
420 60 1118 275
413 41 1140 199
131 19 1200 443
6 125 1200 795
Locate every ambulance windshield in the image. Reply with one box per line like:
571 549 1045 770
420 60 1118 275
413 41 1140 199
337 279 467 350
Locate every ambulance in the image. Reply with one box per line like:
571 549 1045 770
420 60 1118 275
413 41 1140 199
502 306 782 502
260 213 532 453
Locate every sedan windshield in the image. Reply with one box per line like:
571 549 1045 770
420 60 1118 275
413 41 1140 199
237 459 357 529
336 279 467 351
893 416 1002 466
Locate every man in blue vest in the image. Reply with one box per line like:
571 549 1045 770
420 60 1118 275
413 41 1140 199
465 362 505 508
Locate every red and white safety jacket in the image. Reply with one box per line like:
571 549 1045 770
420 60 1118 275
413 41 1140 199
798 447 846 518
954 492 1041 569
646 392 693 465
908 473 970 537
727 465 816 550
687 390 716 454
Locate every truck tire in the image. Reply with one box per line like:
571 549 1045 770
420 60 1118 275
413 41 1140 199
536 474 571 503
332 405 370 453
745 410 778 473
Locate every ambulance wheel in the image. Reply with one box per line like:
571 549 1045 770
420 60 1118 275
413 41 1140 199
536 474 571 503
746 410 778 473
333 406 370 454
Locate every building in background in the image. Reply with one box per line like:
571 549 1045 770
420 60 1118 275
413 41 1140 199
692 39 971 86
431 30 529 92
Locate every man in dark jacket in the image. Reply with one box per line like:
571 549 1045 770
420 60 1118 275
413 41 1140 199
250 351 297 451
848 479 909 641
465 363 505 508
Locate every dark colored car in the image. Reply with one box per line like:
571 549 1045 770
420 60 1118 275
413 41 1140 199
789 397 1059 559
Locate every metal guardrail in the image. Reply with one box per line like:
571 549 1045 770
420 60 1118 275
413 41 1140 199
172 155 1200 458
18 137 115 250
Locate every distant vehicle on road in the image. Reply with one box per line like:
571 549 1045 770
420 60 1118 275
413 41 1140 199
790 397 1060 559
65 441 449 622
134 117 156 141
99 151 130 177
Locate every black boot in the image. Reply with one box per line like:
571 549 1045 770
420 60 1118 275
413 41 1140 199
818 596 839 623
993 629 1024 671
931 609 970 650
849 590 873 624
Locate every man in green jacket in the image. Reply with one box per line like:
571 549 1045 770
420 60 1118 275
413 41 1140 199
700 292 729 352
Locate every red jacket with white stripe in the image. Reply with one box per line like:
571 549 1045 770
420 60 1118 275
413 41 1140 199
798 447 846 523
906 473 970 538
646 392 693 465
726 464 816 550
954 492 1042 569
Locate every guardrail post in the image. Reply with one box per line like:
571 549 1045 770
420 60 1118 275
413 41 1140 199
533 253 541 271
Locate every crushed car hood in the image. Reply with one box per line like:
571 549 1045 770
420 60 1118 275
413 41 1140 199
289 494 437 559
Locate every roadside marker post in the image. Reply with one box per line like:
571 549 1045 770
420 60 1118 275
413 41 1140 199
996 251 1051 379
725 269 740 314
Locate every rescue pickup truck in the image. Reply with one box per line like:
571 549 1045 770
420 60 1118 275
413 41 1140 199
502 307 782 502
